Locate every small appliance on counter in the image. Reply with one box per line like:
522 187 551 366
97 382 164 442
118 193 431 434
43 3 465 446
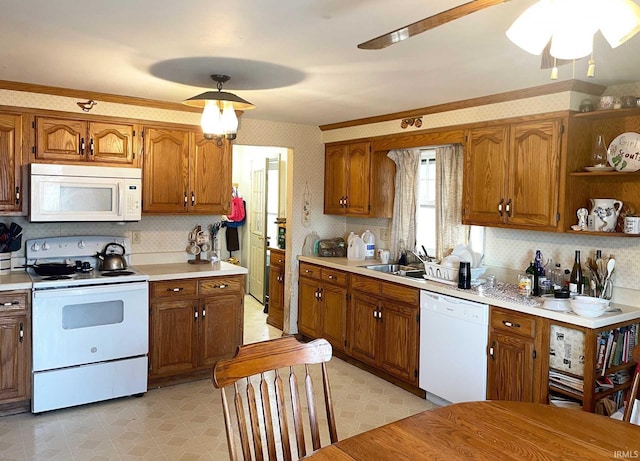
318 238 345 257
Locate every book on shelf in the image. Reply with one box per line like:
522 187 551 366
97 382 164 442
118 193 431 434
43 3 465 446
549 370 584 393
596 376 614 389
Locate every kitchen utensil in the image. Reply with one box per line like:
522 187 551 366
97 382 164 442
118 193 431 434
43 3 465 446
96 243 128 271
421 245 434 262
607 132 640 172
24 262 77 276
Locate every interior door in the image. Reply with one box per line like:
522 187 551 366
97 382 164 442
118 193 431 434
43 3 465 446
248 159 267 302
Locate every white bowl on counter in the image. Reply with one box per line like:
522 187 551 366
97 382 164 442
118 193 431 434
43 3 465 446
570 296 609 318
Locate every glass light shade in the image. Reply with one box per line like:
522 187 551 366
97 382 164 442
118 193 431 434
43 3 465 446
220 104 238 136
549 0 599 59
599 0 640 47
550 28 594 59
506 0 554 55
201 100 223 136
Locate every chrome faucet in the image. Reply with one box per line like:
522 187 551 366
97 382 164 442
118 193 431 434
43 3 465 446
407 250 426 264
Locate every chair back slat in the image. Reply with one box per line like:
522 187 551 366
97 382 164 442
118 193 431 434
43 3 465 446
322 363 339 443
246 381 263 461
623 345 640 423
233 382 252 461
260 375 277 459
213 337 338 460
288 368 306 458
305 364 321 450
274 370 292 461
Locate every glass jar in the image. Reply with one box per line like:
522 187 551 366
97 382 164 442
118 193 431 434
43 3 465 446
592 134 608 167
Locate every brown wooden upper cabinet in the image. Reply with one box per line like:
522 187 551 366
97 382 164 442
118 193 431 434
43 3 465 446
142 127 231 214
34 117 138 166
324 141 394 217
0 113 24 213
462 118 564 231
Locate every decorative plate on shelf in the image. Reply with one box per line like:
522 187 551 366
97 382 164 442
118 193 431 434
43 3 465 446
584 166 615 172
607 132 640 172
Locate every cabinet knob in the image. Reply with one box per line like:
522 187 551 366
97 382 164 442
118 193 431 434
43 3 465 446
502 320 520 328
497 198 504 217
215 284 228 289
505 198 512 217
328 275 335 279
168 287 184 292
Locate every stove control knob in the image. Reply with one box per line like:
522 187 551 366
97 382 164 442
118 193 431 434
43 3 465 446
78 240 86 249
31 243 40 252
42 242 50 251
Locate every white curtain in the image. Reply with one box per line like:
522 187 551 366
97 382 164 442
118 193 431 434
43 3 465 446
435 144 468 260
387 149 421 262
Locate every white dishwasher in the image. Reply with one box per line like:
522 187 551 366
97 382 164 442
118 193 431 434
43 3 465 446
419 290 489 404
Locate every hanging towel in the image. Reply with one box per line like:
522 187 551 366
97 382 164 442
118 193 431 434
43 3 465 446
226 226 240 252
227 196 245 222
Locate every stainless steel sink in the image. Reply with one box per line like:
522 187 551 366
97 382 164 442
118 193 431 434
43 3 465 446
363 264 425 278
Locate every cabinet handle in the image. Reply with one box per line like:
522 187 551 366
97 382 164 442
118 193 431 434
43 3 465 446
19 322 23 343
191 191 195 206
183 192 188 208
15 186 20 205
167 287 184 292
2 301 20 307
497 198 504 217
202 308 206 318
505 198 512 217
373 309 378 319
502 320 521 328
378 307 382 322
80 137 85 154
328 275 335 280
90 138 95 156
344 196 349 208
489 341 496 360
278 259 283 263
194 307 198 320
214 284 228 289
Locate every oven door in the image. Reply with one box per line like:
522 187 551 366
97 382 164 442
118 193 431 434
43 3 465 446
32 281 148 371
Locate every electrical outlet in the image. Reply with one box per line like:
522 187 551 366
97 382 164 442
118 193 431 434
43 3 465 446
132 231 142 244
379 227 389 242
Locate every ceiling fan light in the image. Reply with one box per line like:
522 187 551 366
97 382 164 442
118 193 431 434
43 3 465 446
599 0 640 47
550 28 594 59
221 104 239 136
506 0 554 54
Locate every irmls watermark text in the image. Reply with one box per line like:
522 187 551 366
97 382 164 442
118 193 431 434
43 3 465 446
614 450 640 459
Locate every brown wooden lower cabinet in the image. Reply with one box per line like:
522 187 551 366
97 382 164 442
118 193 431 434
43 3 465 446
0 290 30 415
486 306 547 403
148 275 244 385
267 248 285 330
298 262 348 353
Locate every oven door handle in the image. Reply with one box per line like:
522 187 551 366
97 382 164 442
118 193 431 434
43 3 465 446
116 183 121 217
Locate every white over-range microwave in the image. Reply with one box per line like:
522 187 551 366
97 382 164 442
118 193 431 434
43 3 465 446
28 163 142 222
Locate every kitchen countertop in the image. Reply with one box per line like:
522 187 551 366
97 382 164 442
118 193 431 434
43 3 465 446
136 260 248 281
0 271 32 291
299 256 640 329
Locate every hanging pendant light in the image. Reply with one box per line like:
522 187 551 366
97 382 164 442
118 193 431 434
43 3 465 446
183 74 255 142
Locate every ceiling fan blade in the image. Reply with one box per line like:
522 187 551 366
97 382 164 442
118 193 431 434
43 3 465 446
357 0 510 50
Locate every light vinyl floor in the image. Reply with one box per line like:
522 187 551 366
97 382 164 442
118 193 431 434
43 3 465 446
0 296 434 460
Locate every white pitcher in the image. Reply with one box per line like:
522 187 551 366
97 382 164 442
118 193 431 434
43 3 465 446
590 198 623 232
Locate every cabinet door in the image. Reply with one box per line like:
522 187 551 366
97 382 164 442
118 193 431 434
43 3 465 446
35 117 88 162
0 114 23 212
88 122 136 166
267 264 284 330
150 299 198 376
347 291 378 366
199 292 242 368
142 127 190 213
462 126 509 225
377 301 418 383
190 134 231 214
0 315 28 402
320 284 347 352
324 144 348 214
486 330 535 402
298 277 320 337
507 120 561 229
345 142 371 215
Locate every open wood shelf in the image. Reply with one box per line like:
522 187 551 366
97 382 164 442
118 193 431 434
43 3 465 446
573 107 640 120
570 170 640 177
549 384 583 400
565 230 639 237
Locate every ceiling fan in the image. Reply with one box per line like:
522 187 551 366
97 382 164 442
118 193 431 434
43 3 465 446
357 0 511 50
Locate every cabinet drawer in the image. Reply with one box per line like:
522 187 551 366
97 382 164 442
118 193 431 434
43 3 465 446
380 281 419 305
491 308 536 339
151 280 198 299
0 291 28 313
350 275 381 296
270 250 285 266
199 276 243 295
321 268 348 286
299 262 321 280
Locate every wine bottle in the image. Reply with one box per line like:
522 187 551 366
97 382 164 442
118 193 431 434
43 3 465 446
526 261 539 296
569 250 583 295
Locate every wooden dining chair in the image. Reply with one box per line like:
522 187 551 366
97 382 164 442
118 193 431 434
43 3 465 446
212 336 338 461
623 344 640 423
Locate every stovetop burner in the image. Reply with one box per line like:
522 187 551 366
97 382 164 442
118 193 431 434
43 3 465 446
101 271 135 277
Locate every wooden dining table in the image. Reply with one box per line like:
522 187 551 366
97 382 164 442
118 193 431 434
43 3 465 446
303 401 640 460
